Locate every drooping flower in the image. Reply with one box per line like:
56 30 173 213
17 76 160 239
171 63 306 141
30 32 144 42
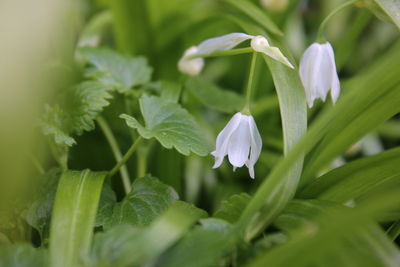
299 42 340 108
178 32 293 76
211 112 262 179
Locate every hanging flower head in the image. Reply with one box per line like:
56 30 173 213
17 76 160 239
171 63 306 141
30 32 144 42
211 112 262 179
299 42 340 108
178 32 294 76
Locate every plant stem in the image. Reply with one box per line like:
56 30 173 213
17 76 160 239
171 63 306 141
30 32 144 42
108 136 143 180
316 0 359 42
242 52 258 115
97 116 131 194
189 47 253 59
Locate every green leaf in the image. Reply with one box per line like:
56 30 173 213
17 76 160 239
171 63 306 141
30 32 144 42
120 95 211 156
95 183 117 228
185 77 245 113
48 170 107 267
299 147 400 202
89 201 207 267
160 80 182 103
41 105 76 147
66 81 113 135
374 0 400 29
214 193 251 223
0 243 48 267
25 169 61 245
105 176 179 229
82 47 152 93
248 199 400 267
157 218 234 267
223 0 283 36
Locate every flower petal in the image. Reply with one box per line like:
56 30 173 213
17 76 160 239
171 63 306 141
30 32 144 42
178 46 204 76
250 36 294 69
325 42 340 103
245 116 262 179
227 115 251 168
196 33 253 56
299 43 319 107
212 112 242 168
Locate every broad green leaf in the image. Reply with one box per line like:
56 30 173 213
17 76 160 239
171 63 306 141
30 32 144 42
248 199 400 267
120 95 211 156
0 243 48 267
89 201 207 267
25 169 61 245
185 77 244 113
374 0 400 29
49 170 107 267
299 147 400 202
95 183 117 228
223 0 283 36
104 176 178 229
214 193 251 223
156 218 234 267
160 80 182 103
82 48 152 93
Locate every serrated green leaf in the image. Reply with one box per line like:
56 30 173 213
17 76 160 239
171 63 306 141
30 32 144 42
105 176 179 229
67 81 113 135
0 243 48 267
41 105 76 147
89 201 207 267
82 47 152 92
120 95 211 156
299 147 400 202
185 77 245 113
224 0 283 36
374 0 400 29
157 218 234 267
25 169 61 245
49 170 107 267
214 193 251 223
95 183 117 228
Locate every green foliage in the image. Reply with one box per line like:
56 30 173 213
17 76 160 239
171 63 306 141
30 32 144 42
374 0 400 29
82 47 152 93
0 243 48 267
185 77 245 113
103 176 179 229
214 193 251 223
120 95 211 156
49 170 107 267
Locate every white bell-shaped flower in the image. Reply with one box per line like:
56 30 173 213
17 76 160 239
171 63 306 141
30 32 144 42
178 32 293 76
211 112 262 179
299 42 340 108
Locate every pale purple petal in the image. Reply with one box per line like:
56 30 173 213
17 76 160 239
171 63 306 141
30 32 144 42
227 116 251 168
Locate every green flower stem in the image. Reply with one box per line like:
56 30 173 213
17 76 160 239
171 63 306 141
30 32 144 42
108 136 143 180
317 0 359 42
189 47 253 59
242 52 258 115
97 116 131 194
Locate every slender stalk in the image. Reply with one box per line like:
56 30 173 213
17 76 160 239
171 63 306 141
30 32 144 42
241 52 258 115
317 0 359 42
124 98 138 141
188 47 253 59
97 116 131 194
109 136 143 179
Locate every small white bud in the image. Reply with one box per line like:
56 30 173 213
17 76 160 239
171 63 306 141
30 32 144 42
260 0 289 12
178 46 204 76
251 36 294 68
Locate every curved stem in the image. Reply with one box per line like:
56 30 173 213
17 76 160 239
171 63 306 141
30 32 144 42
317 0 359 42
242 52 258 115
97 116 131 194
108 136 143 180
189 47 253 59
